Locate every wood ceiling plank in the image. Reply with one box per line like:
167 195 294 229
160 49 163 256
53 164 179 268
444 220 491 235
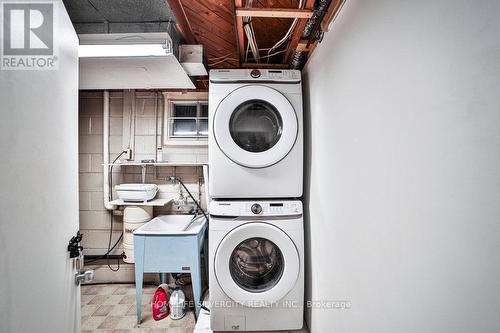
183 7 234 34
236 7 313 18
183 6 236 46
194 0 234 23
204 47 238 60
186 17 234 41
167 0 197 44
251 16 294 50
181 0 234 25
190 24 237 53
182 7 233 35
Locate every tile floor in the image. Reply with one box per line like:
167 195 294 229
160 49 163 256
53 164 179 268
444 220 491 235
81 284 195 333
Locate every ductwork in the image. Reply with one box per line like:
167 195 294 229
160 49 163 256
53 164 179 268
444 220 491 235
291 0 332 69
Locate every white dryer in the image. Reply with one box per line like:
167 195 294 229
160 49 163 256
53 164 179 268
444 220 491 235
209 69 303 198
209 200 304 331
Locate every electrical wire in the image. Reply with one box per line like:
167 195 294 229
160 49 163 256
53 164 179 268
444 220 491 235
105 150 127 271
247 49 287 61
208 57 239 67
208 53 233 61
84 234 123 264
266 0 305 63
84 151 126 269
245 38 250 63
208 53 239 66
243 0 260 62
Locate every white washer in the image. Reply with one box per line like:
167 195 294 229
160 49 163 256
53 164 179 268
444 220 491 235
209 69 303 198
209 200 304 331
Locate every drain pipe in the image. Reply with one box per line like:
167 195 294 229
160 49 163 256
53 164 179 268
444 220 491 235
103 90 116 211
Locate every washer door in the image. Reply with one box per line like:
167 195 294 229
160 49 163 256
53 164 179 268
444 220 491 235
215 222 300 307
213 85 298 168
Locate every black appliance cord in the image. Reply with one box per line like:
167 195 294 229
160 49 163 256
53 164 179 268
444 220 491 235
85 151 126 270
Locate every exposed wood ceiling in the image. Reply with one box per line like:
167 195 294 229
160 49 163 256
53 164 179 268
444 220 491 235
168 0 239 69
168 0 345 70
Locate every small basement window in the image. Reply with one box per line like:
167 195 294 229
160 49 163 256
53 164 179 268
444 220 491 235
165 100 208 145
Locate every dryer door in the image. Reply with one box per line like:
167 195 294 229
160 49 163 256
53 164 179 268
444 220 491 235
214 222 300 307
213 85 298 168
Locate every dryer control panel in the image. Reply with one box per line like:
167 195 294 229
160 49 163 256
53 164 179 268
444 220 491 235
209 69 301 83
210 200 302 217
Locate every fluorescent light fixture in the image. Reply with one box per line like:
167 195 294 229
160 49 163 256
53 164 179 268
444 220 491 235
79 43 172 58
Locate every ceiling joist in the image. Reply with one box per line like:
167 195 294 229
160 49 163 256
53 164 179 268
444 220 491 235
234 0 245 65
235 7 313 19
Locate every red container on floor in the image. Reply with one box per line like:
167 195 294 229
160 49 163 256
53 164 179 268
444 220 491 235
152 284 169 321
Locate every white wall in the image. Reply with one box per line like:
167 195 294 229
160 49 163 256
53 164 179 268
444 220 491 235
0 1 80 332
302 0 500 332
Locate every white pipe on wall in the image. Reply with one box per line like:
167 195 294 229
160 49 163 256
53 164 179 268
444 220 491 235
103 90 115 210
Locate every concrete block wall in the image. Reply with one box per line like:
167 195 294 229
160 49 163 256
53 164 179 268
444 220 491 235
79 90 208 258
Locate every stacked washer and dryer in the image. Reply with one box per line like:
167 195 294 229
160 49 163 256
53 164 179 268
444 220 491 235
208 69 304 331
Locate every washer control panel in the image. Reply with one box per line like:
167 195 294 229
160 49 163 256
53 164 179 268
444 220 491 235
210 200 302 217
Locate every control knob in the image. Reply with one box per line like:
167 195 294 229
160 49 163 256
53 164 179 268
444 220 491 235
251 203 262 215
250 69 261 78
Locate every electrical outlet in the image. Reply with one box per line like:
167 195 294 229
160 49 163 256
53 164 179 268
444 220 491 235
124 148 132 160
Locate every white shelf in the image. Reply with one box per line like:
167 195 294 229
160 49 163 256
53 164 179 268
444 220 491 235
109 198 172 207
102 161 206 167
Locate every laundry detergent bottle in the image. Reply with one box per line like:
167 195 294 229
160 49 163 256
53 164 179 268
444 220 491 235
152 284 170 321
169 288 186 320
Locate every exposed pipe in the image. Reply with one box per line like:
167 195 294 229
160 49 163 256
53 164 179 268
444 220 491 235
103 90 116 211
154 91 158 160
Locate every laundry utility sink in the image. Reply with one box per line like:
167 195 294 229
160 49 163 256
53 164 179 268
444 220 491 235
133 213 208 322
134 214 206 235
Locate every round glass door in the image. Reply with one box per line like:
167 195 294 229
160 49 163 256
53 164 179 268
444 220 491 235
229 100 283 153
214 222 300 307
230 237 284 292
213 85 298 168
